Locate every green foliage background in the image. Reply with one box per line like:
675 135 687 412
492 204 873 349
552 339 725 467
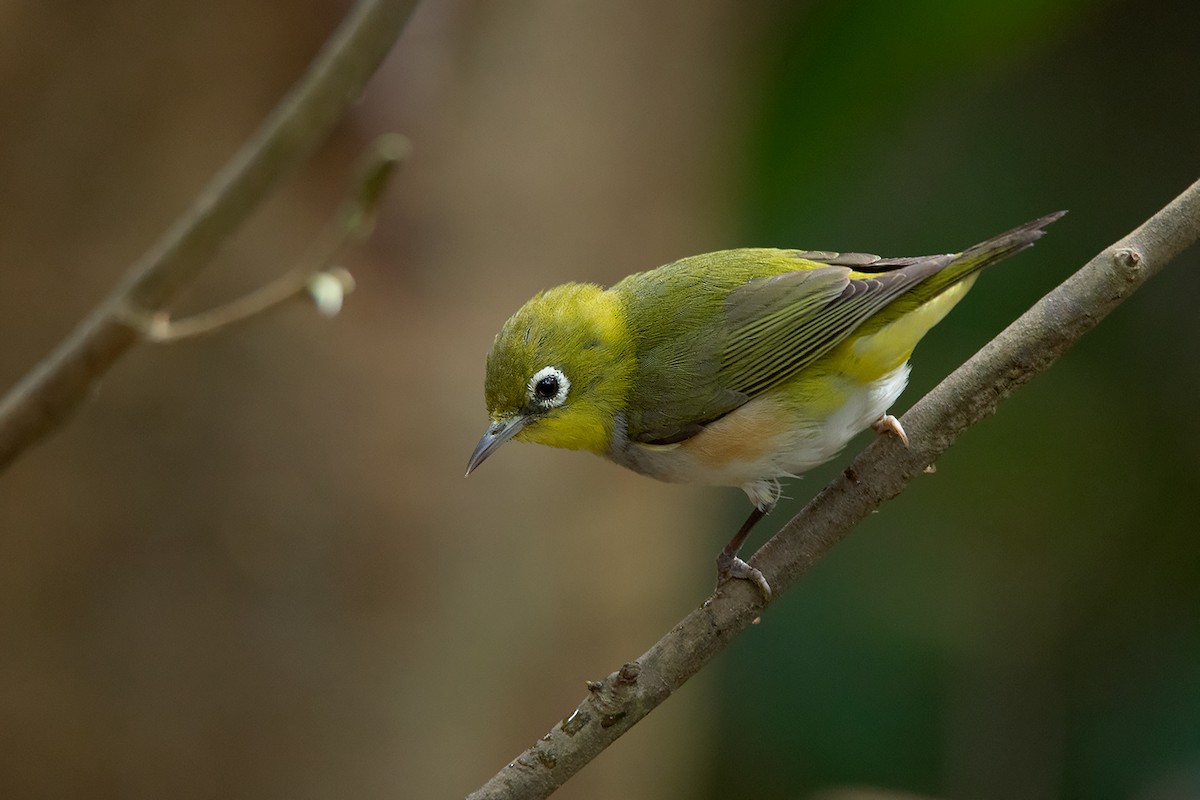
713 2 1200 798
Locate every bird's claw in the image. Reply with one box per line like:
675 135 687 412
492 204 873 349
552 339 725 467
872 414 909 447
716 552 772 602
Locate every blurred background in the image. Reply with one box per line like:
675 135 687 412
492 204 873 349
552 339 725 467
0 0 1197 798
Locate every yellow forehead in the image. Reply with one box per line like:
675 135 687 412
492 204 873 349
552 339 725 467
484 282 624 414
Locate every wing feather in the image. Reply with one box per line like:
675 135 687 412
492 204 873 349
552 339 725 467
717 255 954 398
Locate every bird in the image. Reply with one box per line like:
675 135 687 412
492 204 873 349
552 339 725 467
466 212 1064 600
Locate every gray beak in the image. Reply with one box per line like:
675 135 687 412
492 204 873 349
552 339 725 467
465 415 529 475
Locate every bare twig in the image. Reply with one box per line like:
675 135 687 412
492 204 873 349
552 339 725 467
125 134 409 342
466 178 1200 800
0 0 420 472
127 267 358 343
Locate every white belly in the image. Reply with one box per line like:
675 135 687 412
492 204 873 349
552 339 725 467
612 363 910 509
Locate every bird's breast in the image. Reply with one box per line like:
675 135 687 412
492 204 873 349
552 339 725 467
609 363 910 499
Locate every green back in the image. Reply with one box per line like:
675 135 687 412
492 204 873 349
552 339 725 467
612 212 1062 444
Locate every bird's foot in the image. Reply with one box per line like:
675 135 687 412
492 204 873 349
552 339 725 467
872 414 909 447
716 552 772 602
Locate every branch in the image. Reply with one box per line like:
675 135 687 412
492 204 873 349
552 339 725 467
124 134 409 342
0 0 420 472
467 179 1200 800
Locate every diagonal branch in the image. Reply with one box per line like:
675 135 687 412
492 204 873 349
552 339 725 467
466 178 1200 800
0 0 420 473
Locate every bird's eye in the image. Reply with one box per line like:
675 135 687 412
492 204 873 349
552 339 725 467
528 366 570 408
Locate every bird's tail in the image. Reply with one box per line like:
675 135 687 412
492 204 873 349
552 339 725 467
911 210 1066 301
959 210 1067 268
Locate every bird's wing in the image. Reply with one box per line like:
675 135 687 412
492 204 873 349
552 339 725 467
627 250 953 446
716 251 954 399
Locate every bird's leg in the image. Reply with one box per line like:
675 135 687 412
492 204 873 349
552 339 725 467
872 413 909 447
716 506 772 601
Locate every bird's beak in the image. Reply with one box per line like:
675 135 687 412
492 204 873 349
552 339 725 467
466 415 529 476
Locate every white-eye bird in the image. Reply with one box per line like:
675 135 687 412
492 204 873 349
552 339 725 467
467 212 1063 598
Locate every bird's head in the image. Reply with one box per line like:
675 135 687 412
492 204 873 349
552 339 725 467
467 282 634 474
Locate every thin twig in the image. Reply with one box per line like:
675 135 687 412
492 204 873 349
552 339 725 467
128 267 357 343
0 0 420 472
124 133 409 343
466 178 1200 800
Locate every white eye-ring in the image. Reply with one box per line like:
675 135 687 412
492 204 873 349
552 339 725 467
528 366 570 408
